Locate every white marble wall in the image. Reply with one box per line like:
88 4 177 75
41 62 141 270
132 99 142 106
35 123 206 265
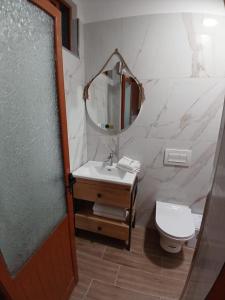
183 104 225 299
62 24 87 171
77 0 225 24
84 13 225 226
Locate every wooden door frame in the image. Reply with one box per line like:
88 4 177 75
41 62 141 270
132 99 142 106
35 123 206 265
0 0 77 299
32 0 78 284
206 263 225 299
49 0 73 51
121 74 126 130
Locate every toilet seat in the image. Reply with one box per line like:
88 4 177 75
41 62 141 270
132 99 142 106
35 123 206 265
155 201 195 240
156 224 194 241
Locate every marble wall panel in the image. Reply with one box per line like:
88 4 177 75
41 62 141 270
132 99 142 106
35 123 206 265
83 13 225 226
63 23 87 171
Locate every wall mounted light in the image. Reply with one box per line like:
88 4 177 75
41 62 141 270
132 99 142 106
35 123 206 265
203 18 218 27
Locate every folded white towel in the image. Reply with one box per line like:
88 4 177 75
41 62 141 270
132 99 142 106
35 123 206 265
93 203 127 221
117 165 141 173
117 156 141 173
93 210 128 221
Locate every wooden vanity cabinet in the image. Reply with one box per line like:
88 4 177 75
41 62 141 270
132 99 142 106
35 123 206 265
73 178 138 250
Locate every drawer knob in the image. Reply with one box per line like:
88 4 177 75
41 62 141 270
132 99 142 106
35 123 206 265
97 226 102 231
97 193 102 198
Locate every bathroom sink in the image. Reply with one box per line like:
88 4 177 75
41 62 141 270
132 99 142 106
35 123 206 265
94 164 125 179
72 161 137 186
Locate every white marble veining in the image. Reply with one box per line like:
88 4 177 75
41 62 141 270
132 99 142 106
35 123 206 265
135 78 225 141
62 23 87 171
183 103 225 299
86 80 225 225
77 0 225 24
83 13 225 226
87 133 218 225
84 14 225 80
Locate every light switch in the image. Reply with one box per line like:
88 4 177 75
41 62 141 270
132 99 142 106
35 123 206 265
164 148 192 167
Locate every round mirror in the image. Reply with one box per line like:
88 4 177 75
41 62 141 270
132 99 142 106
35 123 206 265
84 49 144 134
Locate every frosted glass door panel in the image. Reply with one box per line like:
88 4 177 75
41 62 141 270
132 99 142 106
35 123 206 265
0 0 67 275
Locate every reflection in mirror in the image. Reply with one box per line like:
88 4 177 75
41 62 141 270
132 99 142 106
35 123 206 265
84 49 144 134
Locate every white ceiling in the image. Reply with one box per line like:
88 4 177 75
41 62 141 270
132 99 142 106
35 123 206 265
74 0 225 23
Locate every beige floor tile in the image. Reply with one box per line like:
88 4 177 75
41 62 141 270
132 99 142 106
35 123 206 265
84 280 160 300
130 237 145 254
130 232 148 254
70 228 192 300
69 273 91 300
76 236 106 258
117 265 185 299
181 246 195 262
131 226 147 240
160 297 179 300
133 228 194 262
160 275 185 299
160 246 194 263
103 246 162 274
76 229 126 249
161 256 192 281
77 251 120 284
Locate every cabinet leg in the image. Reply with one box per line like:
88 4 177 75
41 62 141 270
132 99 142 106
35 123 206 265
132 213 136 228
127 241 131 251
128 207 133 251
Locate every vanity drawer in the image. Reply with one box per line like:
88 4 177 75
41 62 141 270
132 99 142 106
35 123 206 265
73 179 131 208
75 213 129 240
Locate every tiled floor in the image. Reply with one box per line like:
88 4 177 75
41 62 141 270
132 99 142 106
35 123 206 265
69 227 194 300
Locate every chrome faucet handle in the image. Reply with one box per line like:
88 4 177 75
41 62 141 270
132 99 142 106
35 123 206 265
104 152 114 166
108 152 114 158
104 154 111 163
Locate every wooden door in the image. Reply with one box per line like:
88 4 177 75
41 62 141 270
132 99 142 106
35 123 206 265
0 0 77 299
206 263 225 300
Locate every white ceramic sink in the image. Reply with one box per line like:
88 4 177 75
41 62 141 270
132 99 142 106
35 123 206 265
72 161 137 186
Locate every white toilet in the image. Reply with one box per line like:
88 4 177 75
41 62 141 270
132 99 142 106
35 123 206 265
155 201 195 253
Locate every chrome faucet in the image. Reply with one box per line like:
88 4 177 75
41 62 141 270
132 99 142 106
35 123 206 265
104 152 114 166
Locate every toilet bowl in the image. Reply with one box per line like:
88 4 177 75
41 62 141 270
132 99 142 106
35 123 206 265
155 201 195 253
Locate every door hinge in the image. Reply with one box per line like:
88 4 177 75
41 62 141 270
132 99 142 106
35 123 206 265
67 172 76 194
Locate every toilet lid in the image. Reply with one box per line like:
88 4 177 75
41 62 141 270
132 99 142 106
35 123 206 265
156 201 195 239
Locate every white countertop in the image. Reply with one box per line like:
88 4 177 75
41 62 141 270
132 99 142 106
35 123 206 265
72 161 137 186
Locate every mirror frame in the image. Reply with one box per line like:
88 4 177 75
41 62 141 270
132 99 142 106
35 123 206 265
83 48 145 134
